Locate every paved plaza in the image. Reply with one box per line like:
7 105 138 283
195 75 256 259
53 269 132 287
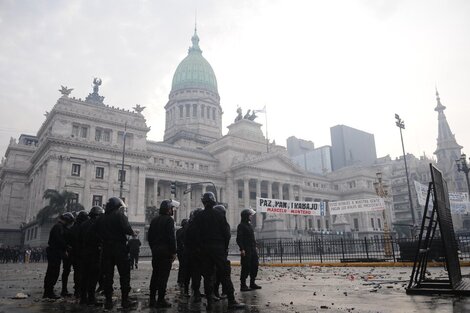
1 261 470 313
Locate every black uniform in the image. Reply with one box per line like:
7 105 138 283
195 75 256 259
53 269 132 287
176 224 187 285
148 214 176 302
78 217 102 304
192 204 234 304
237 219 259 287
95 208 134 302
43 222 68 297
127 237 141 269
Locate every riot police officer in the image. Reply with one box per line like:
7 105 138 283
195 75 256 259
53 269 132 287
78 206 104 305
95 197 136 309
148 199 179 308
237 208 261 291
192 192 245 310
43 212 75 299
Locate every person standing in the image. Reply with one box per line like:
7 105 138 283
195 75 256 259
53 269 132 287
176 218 188 287
78 206 104 305
95 197 136 310
127 234 141 270
43 212 75 299
236 208 261 291
193 192 245 310
148 199 178 308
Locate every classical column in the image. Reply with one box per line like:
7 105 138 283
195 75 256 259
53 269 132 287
243 178 250 209
255 179 262 230
107 164 114 199
186 183 191 219
153 179 159 206
83 160 92 208
266 180 273 220
287 184 294 229
225 176 236 229
277 183 283 200
136 166 146 222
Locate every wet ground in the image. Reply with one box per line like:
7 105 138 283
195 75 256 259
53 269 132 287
1 261 470 313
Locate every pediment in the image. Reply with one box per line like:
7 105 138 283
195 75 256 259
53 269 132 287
231 153 304 175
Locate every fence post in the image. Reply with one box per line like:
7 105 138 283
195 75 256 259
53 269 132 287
319 239 323 263
279 240 283 264
298 240 302 263
364 237 369 259
341 238 345 260
261 241 265 263
391 235 396 262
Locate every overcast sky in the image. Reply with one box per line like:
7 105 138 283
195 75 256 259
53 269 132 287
1 0 469 162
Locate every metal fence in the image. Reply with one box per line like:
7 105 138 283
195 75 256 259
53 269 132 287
257 235 470 264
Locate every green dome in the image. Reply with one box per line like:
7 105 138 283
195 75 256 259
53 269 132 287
171 30 218 94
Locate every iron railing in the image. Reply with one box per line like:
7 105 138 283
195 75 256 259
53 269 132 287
256 235 470 263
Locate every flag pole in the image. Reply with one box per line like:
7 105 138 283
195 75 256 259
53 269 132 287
265 106 269 153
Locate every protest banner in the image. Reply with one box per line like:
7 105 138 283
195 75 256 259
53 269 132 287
256 197 325 216
329 198 385 215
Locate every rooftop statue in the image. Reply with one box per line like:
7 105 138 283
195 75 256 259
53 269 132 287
247 110 257 121
243 109 251 119
133 104 146 113
58 86 73 97
85 77 105 104
234 107 243 122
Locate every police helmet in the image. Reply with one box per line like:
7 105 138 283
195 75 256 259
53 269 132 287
89 206 104 217
75 210 89 223
201 192 216 206
189 208 203 221
60 212 75 224
159 199 180 214
105 197 126 213
241 208 256 219
214 204 226 217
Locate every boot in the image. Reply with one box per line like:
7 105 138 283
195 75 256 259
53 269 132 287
43 290 61 300
228 299 246 309
149 290 157 307
250 281 262 289
121 292 137 309
104 297 113 310
240 281 251 292
193 290 202 303
155 298 172 308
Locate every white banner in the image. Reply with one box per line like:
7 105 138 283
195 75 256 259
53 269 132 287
256 197 325 216
329 198 385 215
414 180 470 214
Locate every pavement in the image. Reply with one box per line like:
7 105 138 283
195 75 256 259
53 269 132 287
1 260 470 313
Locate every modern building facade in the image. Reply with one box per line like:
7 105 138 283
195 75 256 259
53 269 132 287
330 124 377 171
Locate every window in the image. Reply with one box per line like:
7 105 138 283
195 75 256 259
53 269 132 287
378 218 382 229
238 190 243 199
118 170 126 182
186 104 190 117
72 125 80 137
179 106 183 118
96 167 104 179
325 219 329 230
207 107 210 118
250 191 257 200
80 126 88 138
201 104 205 118
371 218 375 229
103 130 111 142
212 108 216 120
92 195 103 206
193 104 197 117
95 128 102 141
316 219 321 230
308 219 313 229
353 218 359 230
69 193 79 205
71 164 81 176
34 227 38 239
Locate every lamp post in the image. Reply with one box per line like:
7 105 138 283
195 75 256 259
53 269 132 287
374 172 392 257
395 114 416 230
456 153 470 196
119 122 127 200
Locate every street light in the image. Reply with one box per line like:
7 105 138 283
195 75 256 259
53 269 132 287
395 114 416 228
456 153 470 195
374 172 392 257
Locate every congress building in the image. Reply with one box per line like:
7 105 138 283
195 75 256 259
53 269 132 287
0 29 387 247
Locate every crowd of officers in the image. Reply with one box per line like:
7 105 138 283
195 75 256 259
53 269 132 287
42 192 261 311
0 246 46 263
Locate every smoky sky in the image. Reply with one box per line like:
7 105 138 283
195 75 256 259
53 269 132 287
1 0 469 161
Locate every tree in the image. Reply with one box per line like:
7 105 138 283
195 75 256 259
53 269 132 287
36 189 84 225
